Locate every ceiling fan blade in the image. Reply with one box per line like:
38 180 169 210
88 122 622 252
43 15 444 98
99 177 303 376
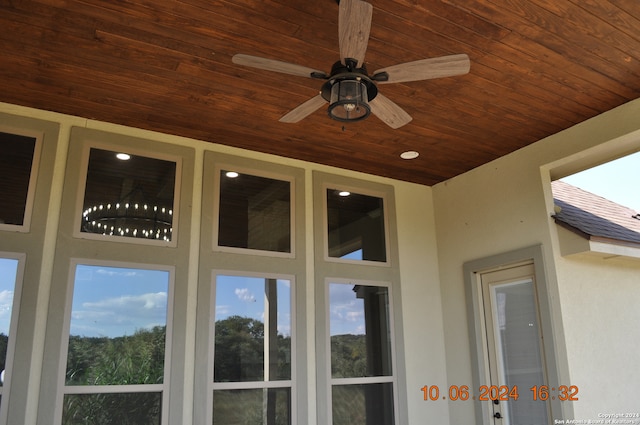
374 54 470 84
232 54 327 78
369 94 412 129
339 0 373 67
279 94 327 123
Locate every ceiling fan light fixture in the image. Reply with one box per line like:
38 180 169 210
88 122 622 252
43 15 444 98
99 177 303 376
328 79 371 122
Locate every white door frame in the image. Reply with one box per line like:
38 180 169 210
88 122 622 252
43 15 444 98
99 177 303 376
463 245 573 424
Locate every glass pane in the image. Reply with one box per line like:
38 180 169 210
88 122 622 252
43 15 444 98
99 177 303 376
0 131 37 226
62 392 161 425
0 258 19 388
214 276 291 382
326 189 386 262
213 388 291 425
81 148 176 242
491 279 547 424
65 265 169 386
332 383 394 425
218 170 291 253
329 283 392 378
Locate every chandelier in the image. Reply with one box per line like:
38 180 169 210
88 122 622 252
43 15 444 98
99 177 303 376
81 188 173 241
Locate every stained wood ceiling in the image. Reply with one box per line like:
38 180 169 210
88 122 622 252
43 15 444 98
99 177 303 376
1 0 639 186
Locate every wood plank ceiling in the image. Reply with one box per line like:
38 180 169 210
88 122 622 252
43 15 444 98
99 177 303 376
1 0 639 186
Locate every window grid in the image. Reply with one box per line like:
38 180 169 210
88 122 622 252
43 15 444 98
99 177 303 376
56 260 174 425
210 272 296 425
326 279 399 425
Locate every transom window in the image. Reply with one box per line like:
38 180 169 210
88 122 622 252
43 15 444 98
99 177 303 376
79 148 177 243
212 274 294 425
326 189 387 262
217 170 292 254
0 131 39 230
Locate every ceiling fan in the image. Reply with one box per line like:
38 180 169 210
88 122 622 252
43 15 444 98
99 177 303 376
232 0 470 129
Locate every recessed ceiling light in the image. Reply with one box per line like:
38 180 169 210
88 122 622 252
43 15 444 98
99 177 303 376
116 153 131 160
338 191 351 197
225 171 239 178
400 151 419 160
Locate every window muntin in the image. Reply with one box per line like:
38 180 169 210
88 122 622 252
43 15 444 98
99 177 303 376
62 263 171 423
328 280 396 425
212 274 294 425
326 189 387 263
79 148 177 243
217 170 292 254
0 131 39 230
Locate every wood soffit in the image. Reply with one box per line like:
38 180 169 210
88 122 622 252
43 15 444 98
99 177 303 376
1 0 640 186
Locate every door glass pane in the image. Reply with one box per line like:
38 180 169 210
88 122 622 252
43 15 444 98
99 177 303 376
213 388 291 425
491 279 547 423
0 131 37 226
329 283 392 378
66 265 169 386
326 189 386 262
218 170 291 253
81 148 176 242
332 383 394 425
214 276 292 382
62 392 161 424
0 258 18 388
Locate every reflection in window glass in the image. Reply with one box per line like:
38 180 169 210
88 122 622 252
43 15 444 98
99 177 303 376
332 383 394 425
0 132 37 226
214 276 291 382
329 282 395 425
218 171 291 253
213 275 293 425
65 265 169 386
62 392 161 425
329 283 392 378
213 388 291 425
81 148 176 242
0 258 18 389
326 189 386 262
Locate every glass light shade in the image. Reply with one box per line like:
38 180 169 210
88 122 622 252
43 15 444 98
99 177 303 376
328 79 370 122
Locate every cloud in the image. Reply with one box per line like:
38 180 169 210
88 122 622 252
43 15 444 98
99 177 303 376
235 288 256 303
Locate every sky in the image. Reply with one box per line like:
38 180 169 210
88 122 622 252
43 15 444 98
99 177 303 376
560 151 640 212
0 258 17 336
70 265 169 338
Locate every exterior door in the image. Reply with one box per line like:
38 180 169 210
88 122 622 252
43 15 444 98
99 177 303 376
481 264 549 424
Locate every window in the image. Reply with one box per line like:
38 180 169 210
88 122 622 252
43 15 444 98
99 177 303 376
61 263 172 424
79 147 178 243
0 255 23 420
327 280 396 425
0 130 40 231
217 169 292 254
212 274 294 425
326 188 387 263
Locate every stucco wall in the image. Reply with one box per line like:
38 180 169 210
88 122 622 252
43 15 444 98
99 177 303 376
433 97 640 423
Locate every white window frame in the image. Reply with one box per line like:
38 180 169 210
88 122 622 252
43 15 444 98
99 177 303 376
212 163 296 259
0 127 43 233
0 252 25 425
72 142 183 247
324 278 399 425
322 183 392 267
54 259 175 425
209 270 297 425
